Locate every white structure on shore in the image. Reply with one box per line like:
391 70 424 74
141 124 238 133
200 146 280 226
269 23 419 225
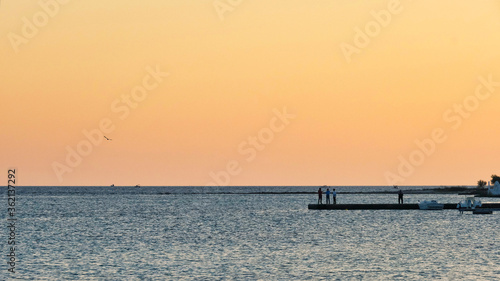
487 181 500 196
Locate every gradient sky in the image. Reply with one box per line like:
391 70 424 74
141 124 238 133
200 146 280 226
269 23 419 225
1 0 500 186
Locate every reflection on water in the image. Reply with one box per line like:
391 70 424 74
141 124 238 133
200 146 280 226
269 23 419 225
5 187 500 280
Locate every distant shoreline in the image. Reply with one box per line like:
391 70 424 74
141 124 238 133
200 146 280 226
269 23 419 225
156 186 480 195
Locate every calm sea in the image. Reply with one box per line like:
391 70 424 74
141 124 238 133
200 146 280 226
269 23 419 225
2 186 500 280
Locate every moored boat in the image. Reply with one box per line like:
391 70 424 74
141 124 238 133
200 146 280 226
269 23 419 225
457 197 481 209
473 208 493 214
457 197 483 213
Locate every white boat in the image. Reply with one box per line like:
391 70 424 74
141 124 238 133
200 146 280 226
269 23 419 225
457 197 482 209
457 197 482 213
418 200 444 210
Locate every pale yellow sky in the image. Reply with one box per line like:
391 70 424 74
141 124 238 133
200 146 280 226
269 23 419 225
1 0 500 186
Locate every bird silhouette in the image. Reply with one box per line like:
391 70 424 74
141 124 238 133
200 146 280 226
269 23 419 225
104 136 112 141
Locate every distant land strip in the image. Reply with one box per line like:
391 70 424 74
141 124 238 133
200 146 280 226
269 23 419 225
156 187 482 195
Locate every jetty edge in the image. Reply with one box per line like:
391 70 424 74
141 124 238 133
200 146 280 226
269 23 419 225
308 203 500 210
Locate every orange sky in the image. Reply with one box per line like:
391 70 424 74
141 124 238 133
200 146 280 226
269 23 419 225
1 0 500 186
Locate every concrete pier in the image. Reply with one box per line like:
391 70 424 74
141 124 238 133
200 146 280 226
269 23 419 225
308 203 500 210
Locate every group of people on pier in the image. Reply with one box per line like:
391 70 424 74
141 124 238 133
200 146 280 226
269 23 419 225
317 187 336 204
317 187 404 205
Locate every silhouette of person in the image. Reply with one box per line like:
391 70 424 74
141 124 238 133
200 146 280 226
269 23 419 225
318 188 323 204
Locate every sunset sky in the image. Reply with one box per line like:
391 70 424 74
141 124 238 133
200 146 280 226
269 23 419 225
1 0 500 186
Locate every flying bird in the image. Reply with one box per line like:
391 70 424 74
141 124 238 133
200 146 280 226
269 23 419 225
104 136 112 141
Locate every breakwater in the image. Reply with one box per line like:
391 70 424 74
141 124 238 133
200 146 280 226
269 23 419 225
308 203 500 210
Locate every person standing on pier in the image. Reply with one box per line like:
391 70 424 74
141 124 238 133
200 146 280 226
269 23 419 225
398 189 403 204
332 189 337 204
318 188 323 204
326 188 331 204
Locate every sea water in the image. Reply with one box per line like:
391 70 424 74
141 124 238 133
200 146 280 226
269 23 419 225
2 186 500 280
